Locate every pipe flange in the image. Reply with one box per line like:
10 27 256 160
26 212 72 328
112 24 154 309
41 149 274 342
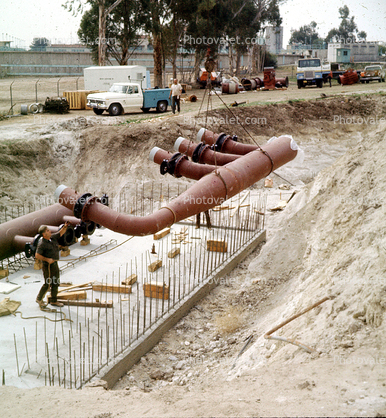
160 152 188 177
81 196 101 222
191 143 209 163
212 133 231 152
74 193 93 219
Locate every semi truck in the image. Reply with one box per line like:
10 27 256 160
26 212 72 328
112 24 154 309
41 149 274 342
87 82 171 116
84 65 150 91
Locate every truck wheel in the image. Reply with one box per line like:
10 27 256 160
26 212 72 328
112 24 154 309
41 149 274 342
93 108 104 115
156 101 168 113
108 103 122 116
317 80 323 88
142 108 151 113
297 81 302 89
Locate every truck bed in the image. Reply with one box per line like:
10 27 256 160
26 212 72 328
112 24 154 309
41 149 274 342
143 88 171 109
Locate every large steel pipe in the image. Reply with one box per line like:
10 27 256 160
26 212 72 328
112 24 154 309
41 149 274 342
0 204 73 260
56 136 298 236
149 147 215 180
173 137 240 165
197 128 261 155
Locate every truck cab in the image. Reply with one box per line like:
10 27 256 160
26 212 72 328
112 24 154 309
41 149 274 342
87 83 171 116
296 58 324 88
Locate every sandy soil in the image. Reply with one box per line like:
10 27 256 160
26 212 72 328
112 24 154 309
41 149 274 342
1 85 386 417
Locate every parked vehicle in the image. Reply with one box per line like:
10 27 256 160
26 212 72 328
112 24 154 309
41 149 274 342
87 83 171 116
296 59 326 88
360 65 385 83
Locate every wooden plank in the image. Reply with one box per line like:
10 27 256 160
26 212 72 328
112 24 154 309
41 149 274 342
58 281 93 292
92 283 132 294
143 282 169 299
148 260 162 272
207 240 228 253
121 274 137 286
56 290 87 300
59 300 113 308
167 247 180 258
153 228 170 240
230 191 249 217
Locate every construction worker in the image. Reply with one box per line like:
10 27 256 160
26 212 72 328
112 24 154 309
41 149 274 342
35 222 70 308
169 78 182 114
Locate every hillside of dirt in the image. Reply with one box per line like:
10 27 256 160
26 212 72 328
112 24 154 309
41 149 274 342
1 92 386 417
1 93 386 210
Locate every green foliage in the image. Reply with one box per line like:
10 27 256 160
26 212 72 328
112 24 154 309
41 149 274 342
264 51 277 68
30 37 50 51
325 5 366 43
289 21 324 47
77 0 145 65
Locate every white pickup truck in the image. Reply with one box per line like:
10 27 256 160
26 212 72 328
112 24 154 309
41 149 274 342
87 83 171 116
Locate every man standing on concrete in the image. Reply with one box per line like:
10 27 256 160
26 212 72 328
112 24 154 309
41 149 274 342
169 79 182 114
35 222 70 308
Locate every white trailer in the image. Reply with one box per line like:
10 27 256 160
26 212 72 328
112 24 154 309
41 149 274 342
84 65 149 91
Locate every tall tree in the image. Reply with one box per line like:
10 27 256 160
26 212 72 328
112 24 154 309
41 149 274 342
30 37 50 51
325 5 367 43
289 21 324 47
137 0 170 87
78 0 144 65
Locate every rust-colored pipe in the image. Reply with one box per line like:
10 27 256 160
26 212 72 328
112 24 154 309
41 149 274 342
12 235 36 253
173 137 240 165
56 135 297 236
0 204 73 260
197 128 262 155
149 147 215 180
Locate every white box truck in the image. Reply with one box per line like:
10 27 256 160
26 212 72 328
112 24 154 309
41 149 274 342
84 65 149 91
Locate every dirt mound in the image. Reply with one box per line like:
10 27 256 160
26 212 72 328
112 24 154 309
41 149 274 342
2 95 386 211
229 119 386 384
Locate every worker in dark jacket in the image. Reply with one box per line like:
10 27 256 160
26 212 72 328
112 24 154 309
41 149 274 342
35 222 70 308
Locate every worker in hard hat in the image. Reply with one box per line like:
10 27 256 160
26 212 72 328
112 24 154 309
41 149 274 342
35 222 70 308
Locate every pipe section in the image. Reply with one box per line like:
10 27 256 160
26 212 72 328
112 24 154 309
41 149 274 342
173 137 240 165
197 128 271 156
57 136 297 237
0 204 73 260
149 147 215 180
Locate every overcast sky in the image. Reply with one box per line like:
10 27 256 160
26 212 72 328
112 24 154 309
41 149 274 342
1 0 385 49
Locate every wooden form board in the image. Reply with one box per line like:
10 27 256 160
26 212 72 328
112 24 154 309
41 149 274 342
148 260 162 272
121 274 137 286
143 282 169 300
92 283 132 294
56 290 87 300
207 239 228 253
168 247 180 258
59 300 113 308
153 228 171 240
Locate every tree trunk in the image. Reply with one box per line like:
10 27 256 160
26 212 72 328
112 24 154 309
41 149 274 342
228 45 234 75
235 49 241 77
153 31 163 87
98 0 106 66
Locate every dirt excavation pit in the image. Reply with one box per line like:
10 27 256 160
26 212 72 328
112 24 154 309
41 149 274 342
1 93 386 417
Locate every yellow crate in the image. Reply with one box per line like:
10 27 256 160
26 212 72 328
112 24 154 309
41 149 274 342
63 90 100 110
